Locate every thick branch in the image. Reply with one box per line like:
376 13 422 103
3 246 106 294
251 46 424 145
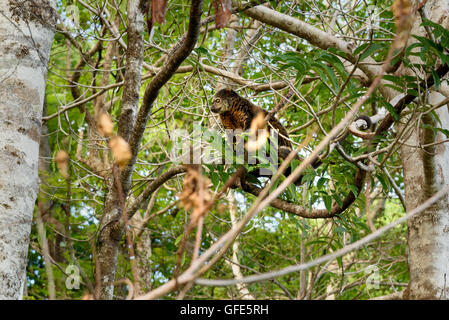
375 63 449 136
241 168 366 219
234 2 394 99
117 0 145 142
124 0 203 179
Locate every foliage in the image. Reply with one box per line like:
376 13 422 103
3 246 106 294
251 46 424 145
25 0 448 300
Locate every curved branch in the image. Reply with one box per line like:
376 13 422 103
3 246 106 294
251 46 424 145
375 63 449 136
123 0 204 182
127 165 187 219
348 114 385 140
194 184 449 287
240 168 366 219
234 1 391 97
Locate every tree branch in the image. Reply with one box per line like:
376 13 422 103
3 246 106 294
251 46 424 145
127 166 187 219
241 167 366 219
194 185 449 287
234 1 396 100
123 0 204 181
117 0 145 142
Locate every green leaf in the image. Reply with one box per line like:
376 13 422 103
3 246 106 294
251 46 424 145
383 74 403 87
421 18 449 40
334 226 346 234
432 70 440 89
311 62 339 92
347 185 359 197
358 43 387 60
441 54 449 66
194 46 212 61
323 194 332 212
377 174 390 193
413 35 442 52
383 101 399 121
273 52 309 74
317 177 327 190
76 111 86 127
175 234 183 246
210 171 220 187
328 47 348 59
407 89 419 96
435 127 449 138
332 193 343 207
405 42 423 57
286 183 297 202
353 43 369 56
320 52 347 77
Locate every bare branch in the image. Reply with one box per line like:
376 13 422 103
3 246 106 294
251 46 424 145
194 185 449 287
127 166 187 218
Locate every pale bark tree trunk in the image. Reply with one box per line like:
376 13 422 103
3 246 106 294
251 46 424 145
36 98 56 299
399 0 449 300
401 94 449 299
0 0 55 299
135 229 152 295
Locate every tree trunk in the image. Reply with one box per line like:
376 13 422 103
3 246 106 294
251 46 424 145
0 0 55 299
96 0 146 299
402 93 449 299
400 0 449 299
96 0 203 299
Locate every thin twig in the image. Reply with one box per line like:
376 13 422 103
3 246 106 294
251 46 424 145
195 185 449 286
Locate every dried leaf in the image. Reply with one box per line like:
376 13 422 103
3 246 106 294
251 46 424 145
81 291 94 300
179 166 212 222
55 150 69 179
247 129 269 152
109 136 132 169
214 0 232 29
97 113 114 137
217 202 227 215
152 0 168 24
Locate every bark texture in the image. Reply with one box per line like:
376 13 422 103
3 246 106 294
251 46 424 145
0 0 55 299
97 0 146 300
97 0 203 299
402 92 449 299
400 0 449 300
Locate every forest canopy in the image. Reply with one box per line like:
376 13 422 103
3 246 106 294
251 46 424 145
1 0 448 300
